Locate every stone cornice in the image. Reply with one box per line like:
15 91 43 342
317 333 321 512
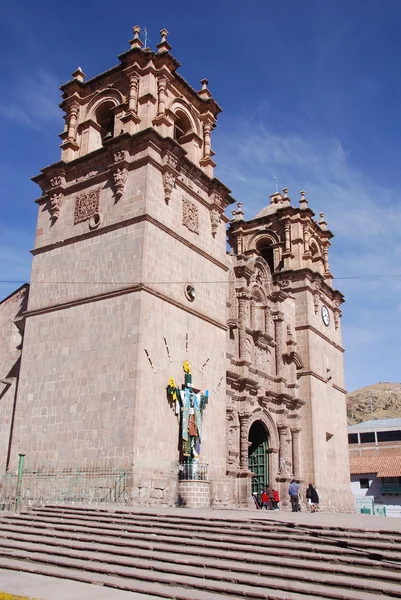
31 213 229 273
297 370 346 393
23 282 227 331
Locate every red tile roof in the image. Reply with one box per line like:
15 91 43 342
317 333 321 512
350 455 401 477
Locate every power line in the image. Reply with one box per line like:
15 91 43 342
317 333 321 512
1 274 401 285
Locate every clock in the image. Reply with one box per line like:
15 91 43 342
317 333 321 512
321 305 330 327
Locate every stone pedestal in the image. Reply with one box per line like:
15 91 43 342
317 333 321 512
178 480 210 508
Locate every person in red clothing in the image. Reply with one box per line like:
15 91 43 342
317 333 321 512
272 489 280 510
261 489 269 510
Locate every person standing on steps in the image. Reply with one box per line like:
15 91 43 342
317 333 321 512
306 483 319 512
288 479 300 512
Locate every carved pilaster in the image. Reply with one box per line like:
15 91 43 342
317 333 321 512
303 223 311 257
239 414 250 470
67 101 79 142
157 76 167 115
238 294 248 360
203 121 212 158
250 299 255 330
278 425 289 474
291 428 301 478
284 221 291 253
128 73 140 114
274 314 284 378
162 153 180 204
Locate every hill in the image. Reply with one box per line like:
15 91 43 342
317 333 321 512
347 382 401 425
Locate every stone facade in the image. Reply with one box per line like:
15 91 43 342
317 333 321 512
0 28 353 511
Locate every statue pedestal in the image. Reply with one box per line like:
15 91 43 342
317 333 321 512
178 479 210 508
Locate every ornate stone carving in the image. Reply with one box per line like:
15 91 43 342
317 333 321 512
74 188 100 225
113 150 126 162
182 197 199 233
67 100 80 142
291 428 301 478
112 167 128 201
210 208 220 237
273 315 285 378
163 171 176 204
50 175 64 188
211 192 223 207
49 193 63 220
239 414 250 470
166 153 178 170
255 346 271 371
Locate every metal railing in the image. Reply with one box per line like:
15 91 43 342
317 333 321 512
178 462 208 481
0 454 130 511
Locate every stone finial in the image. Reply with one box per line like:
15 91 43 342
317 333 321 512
157 28 171 53
130 25 144 49
71 67 86 83
231 202 244 222
198 78 212 99
319 212 327 230
299 190 308 210
282 188 289 198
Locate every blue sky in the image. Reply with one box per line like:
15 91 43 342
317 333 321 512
0 0 400 392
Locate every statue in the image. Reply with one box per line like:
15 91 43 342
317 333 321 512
167 361 209 460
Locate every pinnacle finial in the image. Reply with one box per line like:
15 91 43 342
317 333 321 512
319 212 327 230
157 28 171 53
130 25 144 49
299 190 308 209
198 78 212 99
72 67 86 83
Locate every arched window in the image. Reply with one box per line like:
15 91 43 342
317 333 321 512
174 109 192 142
310 240 320 258
256 240 275 274
95 101 115 143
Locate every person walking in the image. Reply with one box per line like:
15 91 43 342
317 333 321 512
272 489 280 510
261 489 269 510
288 479 300 512
306 483 319 512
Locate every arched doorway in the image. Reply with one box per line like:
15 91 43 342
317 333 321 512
248 420 269 494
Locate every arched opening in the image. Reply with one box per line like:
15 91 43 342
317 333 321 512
95 101 115 144
174 109 192 142
248 420 269 494
256 240 275 274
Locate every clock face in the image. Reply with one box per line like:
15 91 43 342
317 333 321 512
321 305 330 327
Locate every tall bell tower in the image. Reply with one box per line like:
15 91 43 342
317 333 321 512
11 28 232 505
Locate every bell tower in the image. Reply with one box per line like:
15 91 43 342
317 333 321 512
12 28 233 506
227 189 353 511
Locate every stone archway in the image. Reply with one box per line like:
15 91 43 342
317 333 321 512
248 420 269 494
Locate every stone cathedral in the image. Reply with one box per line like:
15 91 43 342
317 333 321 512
0 28 353 511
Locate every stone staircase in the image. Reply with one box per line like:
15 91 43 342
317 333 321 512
0 505 401 599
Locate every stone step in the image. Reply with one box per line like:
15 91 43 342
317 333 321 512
2 520 397 576
0 546 388 600
6 512 401 560
29 506 401 542
3 517 398 572
1 534 401 596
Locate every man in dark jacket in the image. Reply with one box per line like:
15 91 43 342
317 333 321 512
306 483 319 512
288 479 300 512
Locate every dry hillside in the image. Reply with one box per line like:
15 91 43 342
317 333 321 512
346 382 401 425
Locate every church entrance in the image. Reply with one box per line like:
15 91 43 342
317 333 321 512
248 420 269 494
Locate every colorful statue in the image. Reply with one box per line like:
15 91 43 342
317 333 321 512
167 361 209 459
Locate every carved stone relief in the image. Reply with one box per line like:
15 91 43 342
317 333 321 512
112 168 128 201
210 208 220 237
49 193 63 221
182 197 199 234
74 188 100 225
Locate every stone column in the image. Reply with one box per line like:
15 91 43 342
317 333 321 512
323 246 330 273
157 76 167 115
67 101 79 142
274 314 284 378
239 414 249 470
303 223 310 254
203 121 212 157
128 74 139 113
291 428 301 478
284 221 291 253
278 425 288 473
238 294 247 360
250 299 255 331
